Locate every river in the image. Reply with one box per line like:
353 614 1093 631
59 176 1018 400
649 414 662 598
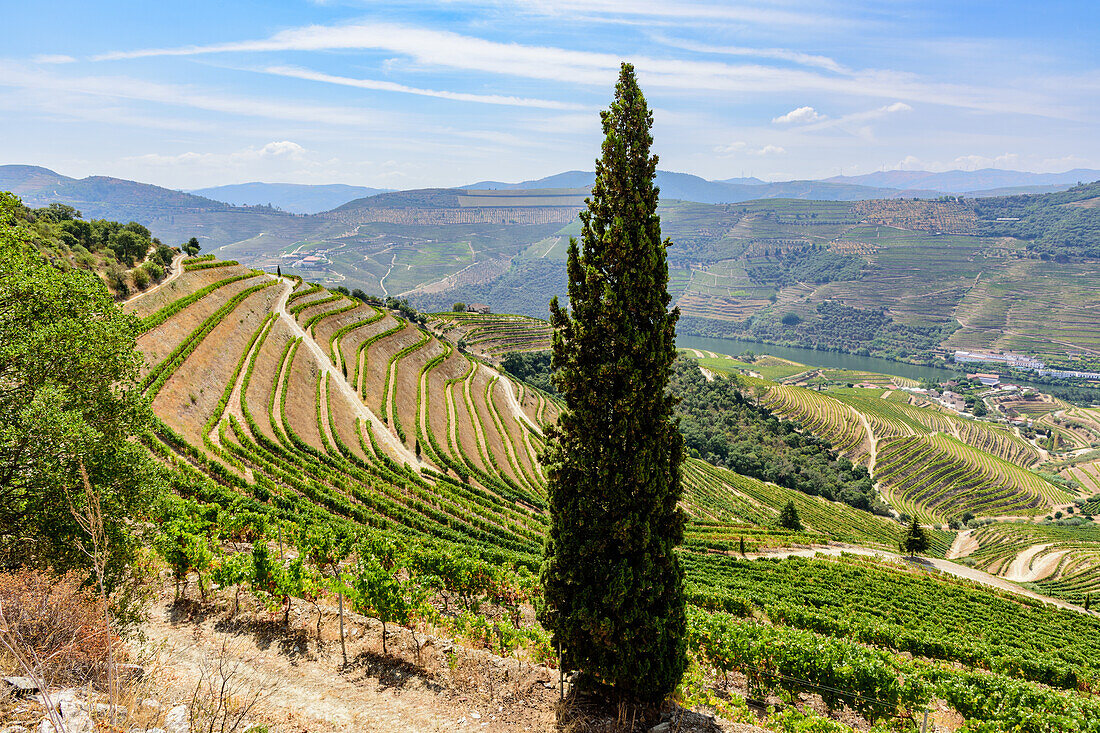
676 335 958 383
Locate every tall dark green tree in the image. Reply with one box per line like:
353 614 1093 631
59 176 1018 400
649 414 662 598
899 515 930 557
538 63 686 702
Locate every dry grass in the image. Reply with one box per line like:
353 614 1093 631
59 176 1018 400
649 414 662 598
0 569 116 688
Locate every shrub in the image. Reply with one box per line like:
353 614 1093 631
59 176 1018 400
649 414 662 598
0 568 116 686
132 267 150 291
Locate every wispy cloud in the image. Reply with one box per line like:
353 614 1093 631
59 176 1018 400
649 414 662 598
32 54 76 64
90 21 1075 119
126 140 307 167
714 141 786 156
507 0 845 28
798 101 912 132
0 61 380 126
261 65 587 110
655 37 847 74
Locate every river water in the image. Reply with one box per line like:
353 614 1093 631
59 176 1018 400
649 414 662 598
676 335 958 383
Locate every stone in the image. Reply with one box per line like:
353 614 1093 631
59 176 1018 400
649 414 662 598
648 724 671 733
140 698 163 713
164 704 190 733
92 703 127 717
0 725 30 733
2 677 37 696
144 729 167 733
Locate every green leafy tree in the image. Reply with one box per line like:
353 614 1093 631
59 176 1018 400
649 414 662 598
777 501 803 531
183 237 201 257
538 63 686 702
354 553 409 656
156 516 214 600
899 515 930 557
0 193 157 589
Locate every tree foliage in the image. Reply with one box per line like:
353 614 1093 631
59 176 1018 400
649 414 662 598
899 515 930 557
538 64 686 702
777 501 803 531
0 193 158 588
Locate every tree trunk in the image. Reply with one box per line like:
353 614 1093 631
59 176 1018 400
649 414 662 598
381 620 387 655
338 589 347 666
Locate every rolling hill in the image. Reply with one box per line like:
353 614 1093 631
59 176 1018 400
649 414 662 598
190 182 394 214
6 165 1100 373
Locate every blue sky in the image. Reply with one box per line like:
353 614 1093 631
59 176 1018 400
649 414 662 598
2 0 1097 189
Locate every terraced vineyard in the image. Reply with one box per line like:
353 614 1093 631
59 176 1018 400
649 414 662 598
682 459 952 555
875 434 1068 522
760 385 870 458
755 375 1058 522
130 266 557 574
114 257 1100 733
430 311 552 355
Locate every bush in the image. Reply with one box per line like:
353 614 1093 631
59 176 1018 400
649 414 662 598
132 267 150 291
143 261 165 283
0 568 116 686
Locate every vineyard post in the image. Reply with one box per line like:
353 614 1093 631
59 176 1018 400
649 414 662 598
921 707 929 733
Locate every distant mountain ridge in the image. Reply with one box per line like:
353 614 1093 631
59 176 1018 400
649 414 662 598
0 164 230 221
461 169 942 204
189 181 394 214
824 168 1100 193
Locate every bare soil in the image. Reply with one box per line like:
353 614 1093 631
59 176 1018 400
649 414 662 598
151 285 279 450
283 343 325 451
136 273 265 374
244 320 294 443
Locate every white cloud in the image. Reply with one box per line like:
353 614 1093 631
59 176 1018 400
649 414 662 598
262 65 587 110
896 155 923 170
798 101 913 132
953 152 1020 170
32 54 76 64
125 141 309 168
90 22 1074 119
506 0 841 28
714 141 785 156
654 38 847 74
773 106 824 124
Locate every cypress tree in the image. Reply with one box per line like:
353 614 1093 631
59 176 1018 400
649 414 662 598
900 515 930 557
778 500 802 531
538 63 686 702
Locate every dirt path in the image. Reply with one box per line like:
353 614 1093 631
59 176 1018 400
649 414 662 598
856 409 878 475
273 278 419 467
1003 543 1069 582
946 529 978 559
123 252 185 304
747 544 1092 615
482 365 543 437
